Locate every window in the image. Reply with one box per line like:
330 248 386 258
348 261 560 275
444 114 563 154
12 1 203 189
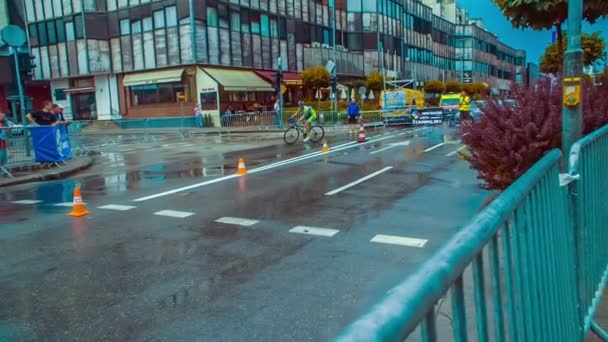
74 14 84 38
47 21 57 44
28 24 39 46
347 0 361 12
120 19 130 35
207 7 218 27
131 20 141 34
154 10 165 28
251 12 260 34
362 0 376 12
218 5 229 29
270 18 278 38
241 10 249 32
37 22 48 45
231 12 240 31
56 18 66 42
260 15 269 37
66 21 75 41
142 17 153 32
200 91 218 110
130 82 186 106
165 6 177 27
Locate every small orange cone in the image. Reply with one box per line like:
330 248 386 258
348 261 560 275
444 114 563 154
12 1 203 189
236 158 247 175
67 187 91 217
322 139 330 153
357 120 367 143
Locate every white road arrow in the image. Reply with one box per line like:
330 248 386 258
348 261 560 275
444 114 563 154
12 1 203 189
370 140 411 155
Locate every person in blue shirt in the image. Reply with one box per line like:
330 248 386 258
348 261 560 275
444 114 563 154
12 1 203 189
346 99 361 136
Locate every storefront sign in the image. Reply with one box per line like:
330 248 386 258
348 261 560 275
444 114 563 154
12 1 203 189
412 108 444 125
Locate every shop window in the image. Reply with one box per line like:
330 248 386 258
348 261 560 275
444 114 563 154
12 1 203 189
130 82 186 106
200 91 218 110
165 6 177 27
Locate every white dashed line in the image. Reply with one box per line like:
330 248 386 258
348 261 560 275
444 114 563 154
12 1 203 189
98 204 137 211
446 146 467 157
54 202 77 207
370 234 428 248
424 142 445 152
325 166 393 196
11 200 42 204
215 217 259 227
154 210 195 218
289 226 340 237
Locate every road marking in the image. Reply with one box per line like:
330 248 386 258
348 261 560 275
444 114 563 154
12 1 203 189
289 226 340 237
446 146 467 157
98 204 137 211
424 142 445 152
12 200 42 204
54 202 78 207
133 133 407 202
154 210 195 218
370 234 428 248
370 141 410 155
215 217 259 227
325 166 393 196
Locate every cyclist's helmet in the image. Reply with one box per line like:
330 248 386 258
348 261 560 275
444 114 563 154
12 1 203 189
298 100 305 107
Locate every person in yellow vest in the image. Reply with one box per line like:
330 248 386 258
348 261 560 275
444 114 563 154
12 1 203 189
459 89 471 123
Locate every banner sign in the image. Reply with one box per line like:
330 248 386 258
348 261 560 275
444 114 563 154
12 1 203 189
412 108 444 125
31 126 73 163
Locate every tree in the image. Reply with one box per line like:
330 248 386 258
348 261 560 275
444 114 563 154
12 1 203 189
445 80 461 93
423 80 446 94
540 32 606 74
492 0 608 69
301 65 330 91
366 71 384 91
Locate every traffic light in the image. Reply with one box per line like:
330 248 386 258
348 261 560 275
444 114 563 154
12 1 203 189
17 52 36 79
330 75 337 96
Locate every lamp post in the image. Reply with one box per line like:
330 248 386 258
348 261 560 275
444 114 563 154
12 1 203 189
561 0 583 165
330 0 337 115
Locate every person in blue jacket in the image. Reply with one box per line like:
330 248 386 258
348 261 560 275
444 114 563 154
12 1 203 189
346 99 360 136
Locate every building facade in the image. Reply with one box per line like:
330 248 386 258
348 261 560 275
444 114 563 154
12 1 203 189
19 0 526 121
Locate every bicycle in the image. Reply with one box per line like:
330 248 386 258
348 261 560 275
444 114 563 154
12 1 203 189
283 118 325 144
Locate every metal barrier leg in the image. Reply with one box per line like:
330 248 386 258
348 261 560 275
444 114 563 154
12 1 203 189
591 320 608 341
0 166 13 178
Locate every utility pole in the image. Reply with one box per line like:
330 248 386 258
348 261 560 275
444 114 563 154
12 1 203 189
330 0 337 114
278 56 284 127
561 0 583 165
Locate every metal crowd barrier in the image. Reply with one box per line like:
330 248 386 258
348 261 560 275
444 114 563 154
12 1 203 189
337 123 608 341
1 126 35 177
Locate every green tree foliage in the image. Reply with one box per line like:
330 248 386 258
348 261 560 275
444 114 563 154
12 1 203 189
301 65 330 90
423 80 446 94
540 32 606 74
445 80 462 93
492 0 608 67
366 71 384 91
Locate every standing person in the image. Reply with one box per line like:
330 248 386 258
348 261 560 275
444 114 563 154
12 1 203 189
0 111 8 166
52 104 71 125
194 103 203 127
273 98 282 126
459 89 471 124
26 100 57 126
346 99 361 136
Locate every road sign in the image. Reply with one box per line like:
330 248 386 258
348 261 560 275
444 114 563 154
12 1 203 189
325 60 336 75
1 25 26 47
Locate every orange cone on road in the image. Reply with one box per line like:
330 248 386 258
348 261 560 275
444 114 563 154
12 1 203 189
357 120 367 143
67 187 91 217
322 139 330 153
236 158 247 175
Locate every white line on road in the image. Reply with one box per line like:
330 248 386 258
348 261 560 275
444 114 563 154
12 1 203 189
54 202 78 207
370 234 428 248
289 226 340 237
325 166 393 196
134 133 407 202
215 217 259 227
370 141 410 155
446 146 467 157
12 200 42 204
424 142 445 152
98 204 137 211
154 210 195 218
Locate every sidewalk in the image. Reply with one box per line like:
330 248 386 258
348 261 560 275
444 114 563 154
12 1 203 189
0 156 93 188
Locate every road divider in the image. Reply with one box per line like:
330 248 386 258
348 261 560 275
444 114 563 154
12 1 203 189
370 234 428 248
325 166 393 196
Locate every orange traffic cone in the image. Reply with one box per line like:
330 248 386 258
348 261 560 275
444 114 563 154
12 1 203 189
357 120 367 143
322 139 330 153
236 158 247 175
67 187 91 217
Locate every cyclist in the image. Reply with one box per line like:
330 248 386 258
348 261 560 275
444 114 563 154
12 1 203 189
290 100 317 142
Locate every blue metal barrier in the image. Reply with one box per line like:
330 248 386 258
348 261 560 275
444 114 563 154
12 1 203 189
336 149 581 341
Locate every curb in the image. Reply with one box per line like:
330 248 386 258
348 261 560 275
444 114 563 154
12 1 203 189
0 156 94 188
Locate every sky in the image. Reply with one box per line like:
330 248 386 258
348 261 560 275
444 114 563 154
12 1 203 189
455 0 608 66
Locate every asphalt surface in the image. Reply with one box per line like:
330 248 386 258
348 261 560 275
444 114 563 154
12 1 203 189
0 126 488 341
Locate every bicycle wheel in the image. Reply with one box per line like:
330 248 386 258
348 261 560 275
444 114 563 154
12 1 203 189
283 127 300 144
309 126 325 143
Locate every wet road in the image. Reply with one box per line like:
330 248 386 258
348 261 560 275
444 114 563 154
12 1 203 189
0 126 487 341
